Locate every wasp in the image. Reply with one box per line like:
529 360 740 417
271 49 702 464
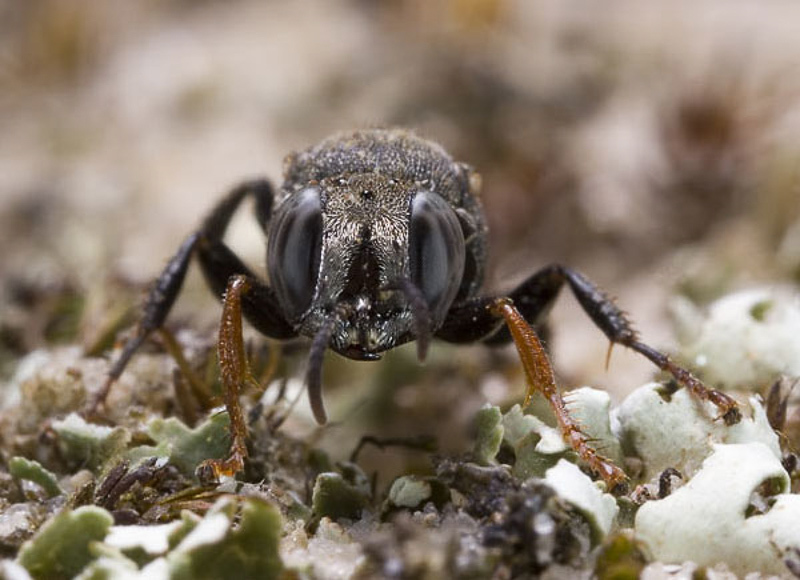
94 129 740 488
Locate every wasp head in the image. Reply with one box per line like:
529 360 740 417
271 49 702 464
267 172 466 360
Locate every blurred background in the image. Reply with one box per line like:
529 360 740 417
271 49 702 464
1 0 799 464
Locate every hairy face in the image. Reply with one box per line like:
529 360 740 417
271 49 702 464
267 170 467 359
310 173 416 357
268 129 482 361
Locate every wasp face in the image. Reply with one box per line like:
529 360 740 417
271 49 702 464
267 172 466 360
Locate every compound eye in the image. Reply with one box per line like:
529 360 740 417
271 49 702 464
267 187 323 321
408 192 465 324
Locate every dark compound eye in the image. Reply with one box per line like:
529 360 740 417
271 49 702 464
267 186 323 321
408 191 465 324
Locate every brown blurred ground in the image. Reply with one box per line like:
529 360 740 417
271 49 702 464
1 0 799 416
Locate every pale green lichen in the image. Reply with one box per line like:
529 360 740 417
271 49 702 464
69 499 283 579
671 288 800 388
17 506 114 580
615 383 780 480
473 404 504 465
388 476 432 509
51 413 130 474
311 472 370 521
103 520 186 567
635 443 799 577
5 283 797 579
544 459 619 544
512 387 627 487
75 543 140 580
502 404 568 479
126 412 231 477
8 457 62 498
564 387 624 467
502 404 565 453
166 498 283 580
467 394 620 547
164 511 202 551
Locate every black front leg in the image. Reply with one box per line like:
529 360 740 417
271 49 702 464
438 263 741 423
552 266 740 425
92 179 295 411
102 232 201 392
436 264 564 345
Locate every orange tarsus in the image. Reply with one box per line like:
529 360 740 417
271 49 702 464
489 297 627 489
626 340 741 425
254 340 282 401
201 274 254 479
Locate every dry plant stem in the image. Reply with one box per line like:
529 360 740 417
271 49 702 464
172 369 199 426
253 340 282 402
490 298 627 488
157 328 215 409
90 332 146 415
201 275 253 478
84 303 135 358
89 376 115 417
